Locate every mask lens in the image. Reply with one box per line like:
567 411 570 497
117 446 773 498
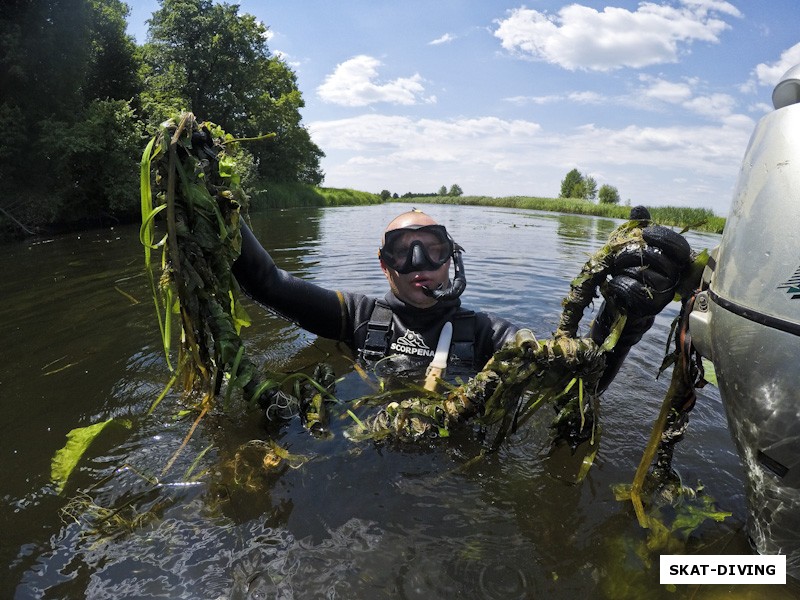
381 225 453 273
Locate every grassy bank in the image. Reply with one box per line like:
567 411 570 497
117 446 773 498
246 185 725 234
395 195 726 234
249 182 382 210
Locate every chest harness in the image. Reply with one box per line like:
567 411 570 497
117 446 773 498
359 300 476 366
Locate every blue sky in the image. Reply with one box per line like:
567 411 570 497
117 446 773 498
127 0 800 216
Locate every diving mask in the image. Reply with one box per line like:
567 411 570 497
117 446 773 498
379 224 455 274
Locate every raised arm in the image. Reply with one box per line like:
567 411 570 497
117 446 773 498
233 222 350 342
590 211 692 392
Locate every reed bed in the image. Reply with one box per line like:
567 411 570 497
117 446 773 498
400 195 725 234
249 182 382 210
248 187 725 234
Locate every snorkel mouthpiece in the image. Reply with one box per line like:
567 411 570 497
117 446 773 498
423 245 467 301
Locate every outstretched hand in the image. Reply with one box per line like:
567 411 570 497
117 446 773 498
604 207 692 318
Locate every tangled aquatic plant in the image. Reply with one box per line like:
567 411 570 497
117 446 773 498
140 112 266 409
50 113 283 494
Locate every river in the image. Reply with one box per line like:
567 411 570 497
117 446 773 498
1 203 795 598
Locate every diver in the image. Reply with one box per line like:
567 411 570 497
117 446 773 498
232 207 690 406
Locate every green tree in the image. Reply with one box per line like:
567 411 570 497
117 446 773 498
142 0 324 184
40 99 145 223
449 184 464 197
0 0 143 234
559 168 597 200
584 176 597 201
560 169 583 198
85 0 141 103
1 0 92 210
380 189 392 201
438 185 448 196
598 184 621 204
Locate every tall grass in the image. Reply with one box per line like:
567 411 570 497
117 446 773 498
247 186 725 234
646 206 725 234
397 195 725 234
248 182 382 210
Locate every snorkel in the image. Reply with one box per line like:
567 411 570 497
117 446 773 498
422 242 466 301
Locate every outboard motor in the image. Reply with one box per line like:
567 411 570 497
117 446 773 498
689 64 800 576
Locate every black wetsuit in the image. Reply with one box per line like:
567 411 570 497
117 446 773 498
232 224 518 371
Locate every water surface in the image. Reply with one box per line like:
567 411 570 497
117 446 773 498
2 203 793 598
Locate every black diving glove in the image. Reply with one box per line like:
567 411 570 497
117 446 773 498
590 207 692 392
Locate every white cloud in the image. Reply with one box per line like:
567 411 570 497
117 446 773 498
567 91 605 104
429 33 456 45
259 25 274 41
505 76 740 123
636 75 739 121
681 92 737 119
504 91 605 106
308 112 751 214
317 55 434 106
493 1 741 71
748 101 774 115
752 42 800 87
640 76 693 103
504 94 562 106
311 115 541 154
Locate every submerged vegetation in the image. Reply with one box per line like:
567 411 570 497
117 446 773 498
139 113 262 411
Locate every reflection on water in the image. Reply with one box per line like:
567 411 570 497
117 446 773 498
3 204 795 598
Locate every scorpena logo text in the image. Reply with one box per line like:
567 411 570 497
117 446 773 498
391 331 434 357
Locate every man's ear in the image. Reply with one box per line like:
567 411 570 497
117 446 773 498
378 256 390 277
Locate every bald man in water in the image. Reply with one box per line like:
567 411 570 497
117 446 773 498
233 209 517 372
233 208 687 391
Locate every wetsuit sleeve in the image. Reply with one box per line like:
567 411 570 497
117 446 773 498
474 313 520 369
590 301 655 393
232 222 350 341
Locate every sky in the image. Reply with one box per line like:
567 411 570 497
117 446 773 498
126 0 800 216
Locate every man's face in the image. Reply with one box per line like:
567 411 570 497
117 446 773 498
382 256 451 308
380 224 452 308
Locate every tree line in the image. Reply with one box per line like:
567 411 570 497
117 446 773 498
0 0 324 238
559 168 621 204
382 184 464 200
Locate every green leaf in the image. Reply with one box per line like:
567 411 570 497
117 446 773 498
218 154 236 178
600 313 627 352
702 358 718 387
51 419 132 494
229 291 251 333
139 204 168 248
671 493 732 535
